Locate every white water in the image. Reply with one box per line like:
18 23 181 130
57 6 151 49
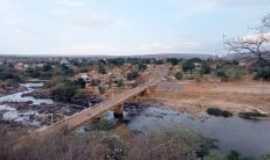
0 83 53 105
0 82 53 127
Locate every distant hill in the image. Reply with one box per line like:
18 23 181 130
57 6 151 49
127 53 214 59
0 53 214 59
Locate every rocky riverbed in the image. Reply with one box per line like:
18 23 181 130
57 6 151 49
0 82 103 128
0 85 26 97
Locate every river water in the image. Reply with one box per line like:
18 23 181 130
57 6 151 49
80 104 270 158
0 83 53 105
0 83 53 126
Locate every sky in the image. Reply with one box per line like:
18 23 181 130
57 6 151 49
0 0 269 56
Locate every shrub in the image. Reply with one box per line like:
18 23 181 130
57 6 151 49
238 112 268 120
51 83 79 102
98 64 107 74
50 79 86 103
115 79 124 88
42 64 53 72
127 71 139 81
216 66 245 81
216 67 228 81
74 78 86 89
200 62 211 75
226 150 241 160
254 67 270 81
167 58 181 66
182 60 195 73
175 72 183 80
60 64 74 76
207 108 233 118
92 119 114 131
136 63 147 71
108 58 125 66
262 154 270 160
0 69 22 82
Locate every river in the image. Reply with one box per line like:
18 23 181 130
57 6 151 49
1 84 270 157
79 103 270 158
0 82 53 126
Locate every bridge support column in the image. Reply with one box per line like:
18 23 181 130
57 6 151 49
113 104 124 119
141 88 152 97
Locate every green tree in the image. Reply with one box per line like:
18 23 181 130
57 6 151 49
182 60 195 73
167 58 181 66
175 72 183 80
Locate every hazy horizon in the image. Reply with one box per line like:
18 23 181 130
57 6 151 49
1 0 269 56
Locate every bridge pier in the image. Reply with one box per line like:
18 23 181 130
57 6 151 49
113 104 124 119
140 88 152 97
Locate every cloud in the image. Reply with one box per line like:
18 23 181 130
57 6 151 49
211 0 270 7
242 32 270 42
56 0 85 7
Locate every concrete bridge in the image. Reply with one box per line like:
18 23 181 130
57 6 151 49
28 66 167 138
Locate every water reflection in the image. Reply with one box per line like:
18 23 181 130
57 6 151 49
80 104 270 157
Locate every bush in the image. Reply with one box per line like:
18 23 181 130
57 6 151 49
127 71 139 81
167 58 181 66
50 79 86 103
136 63 147 71
108 58 125 66
182 60 195 73
60 64 74 76
200 62 211 75
254 67 270 81
238 112 268 120
207 108 233 118
51 82 80 102
42 64 53 72
175 72 183 80
98 64 107 74
226 150 241 160
216 66 245 81
0 69 22 82
115 79 124 88
74 78 86 88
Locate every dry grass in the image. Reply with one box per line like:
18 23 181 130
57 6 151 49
149 80 270 115
0 129 201 160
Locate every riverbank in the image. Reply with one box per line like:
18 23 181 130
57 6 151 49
148 80 270 117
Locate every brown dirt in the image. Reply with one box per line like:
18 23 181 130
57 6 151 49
148 80 270 116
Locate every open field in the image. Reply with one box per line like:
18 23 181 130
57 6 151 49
149 80 270 116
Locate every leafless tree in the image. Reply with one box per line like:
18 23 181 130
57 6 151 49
225 14 270 66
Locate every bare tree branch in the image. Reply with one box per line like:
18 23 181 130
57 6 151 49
225 14 270 64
